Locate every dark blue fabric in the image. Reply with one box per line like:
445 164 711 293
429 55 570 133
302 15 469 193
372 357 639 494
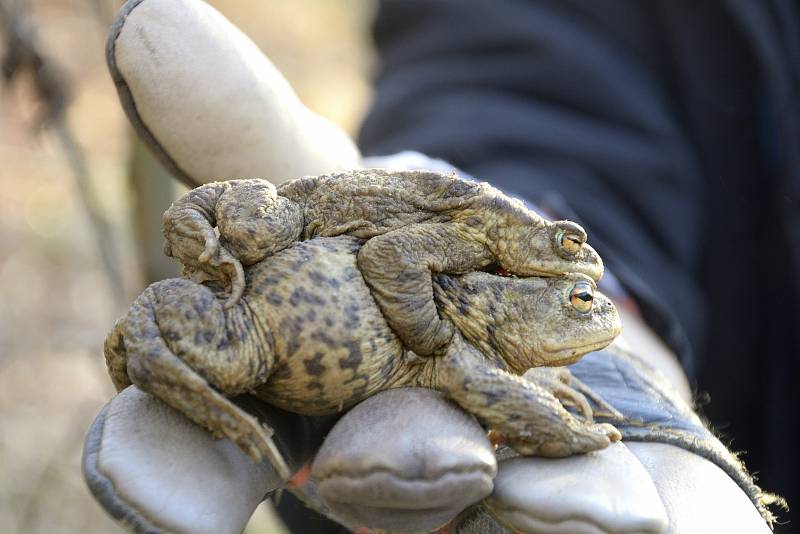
358 0 800 525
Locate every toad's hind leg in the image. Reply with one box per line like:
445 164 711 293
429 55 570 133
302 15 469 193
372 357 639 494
116 280 289 479
163 179 303 307
358 223 491 356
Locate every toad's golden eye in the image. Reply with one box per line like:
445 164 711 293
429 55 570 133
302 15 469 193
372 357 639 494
559 231 584 255
569 282 594 313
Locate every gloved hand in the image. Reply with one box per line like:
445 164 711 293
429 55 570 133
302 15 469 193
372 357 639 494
84 1 776 532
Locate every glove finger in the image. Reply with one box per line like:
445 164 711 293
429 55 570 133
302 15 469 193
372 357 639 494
83 386 338 534
83 387 277 534
627 442 772 534
485 442 668 534
107 0 360 188
308 387 497 533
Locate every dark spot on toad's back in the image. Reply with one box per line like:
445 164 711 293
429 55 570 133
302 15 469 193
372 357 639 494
279 317 302 340
194 330 215 345
289 287 303 307
339 340 363 371
279 317 303 355
344 308 359 329
341 266 359 281
289 286 326 307
308 270 341 289
303 352 326 376
311 330 337 348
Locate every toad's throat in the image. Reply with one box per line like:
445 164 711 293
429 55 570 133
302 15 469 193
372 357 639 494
540 338 616 363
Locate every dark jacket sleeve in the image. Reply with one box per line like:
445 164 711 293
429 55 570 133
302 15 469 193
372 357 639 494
358 0 709 375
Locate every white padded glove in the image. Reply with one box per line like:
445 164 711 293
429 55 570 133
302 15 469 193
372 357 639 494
85 1 775 532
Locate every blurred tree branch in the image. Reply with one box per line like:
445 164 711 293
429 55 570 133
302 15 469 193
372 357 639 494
0 0 125 305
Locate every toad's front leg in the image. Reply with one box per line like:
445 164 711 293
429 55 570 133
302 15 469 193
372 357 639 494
435 334 620 457
358 223 491 357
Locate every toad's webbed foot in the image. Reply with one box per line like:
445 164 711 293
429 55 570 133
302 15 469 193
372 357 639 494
523 367 595 422
523 367 623 423
437 334 621 458
358 223 490 356
502 422 622 457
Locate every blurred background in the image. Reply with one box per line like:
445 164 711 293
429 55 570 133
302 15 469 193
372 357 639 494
0 0 373 532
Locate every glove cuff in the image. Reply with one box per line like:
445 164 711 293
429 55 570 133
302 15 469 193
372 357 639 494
571 346 779 525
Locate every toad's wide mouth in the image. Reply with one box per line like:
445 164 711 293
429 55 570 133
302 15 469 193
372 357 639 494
479 262 515 277
480 262 558 278
479 262 602 281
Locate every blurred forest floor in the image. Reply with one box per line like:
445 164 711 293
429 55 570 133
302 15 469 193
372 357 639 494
0 1 374 532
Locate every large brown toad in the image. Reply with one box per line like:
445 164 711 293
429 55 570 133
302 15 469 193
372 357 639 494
105 236 621 479
162 169 604 356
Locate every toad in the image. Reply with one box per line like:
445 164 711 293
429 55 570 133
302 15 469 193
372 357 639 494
105 236 621 479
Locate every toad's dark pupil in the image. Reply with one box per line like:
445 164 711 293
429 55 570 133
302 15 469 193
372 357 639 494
576 291 592 302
